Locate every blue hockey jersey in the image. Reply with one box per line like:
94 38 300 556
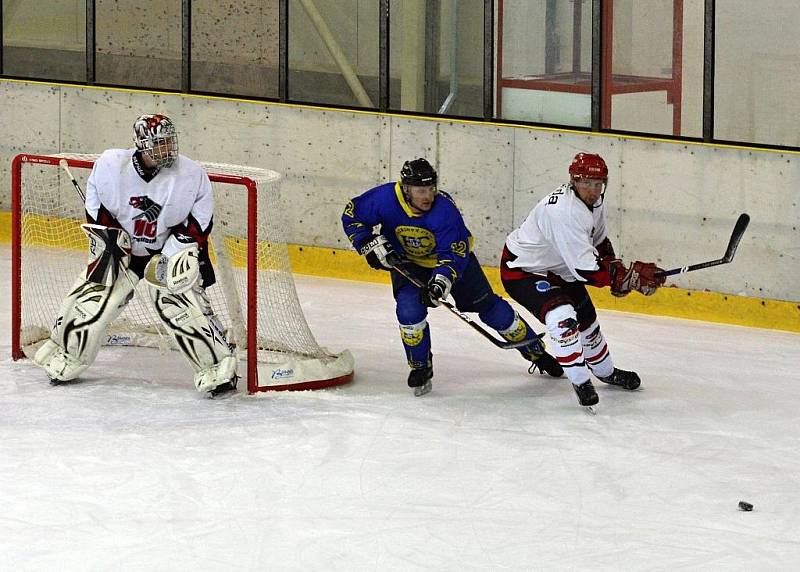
342 182 474 283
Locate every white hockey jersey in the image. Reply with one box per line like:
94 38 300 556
505 183 609 282
85 148 213 257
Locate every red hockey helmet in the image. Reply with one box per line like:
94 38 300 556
568 153 608 181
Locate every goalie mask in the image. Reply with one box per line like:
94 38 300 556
134 114 179 169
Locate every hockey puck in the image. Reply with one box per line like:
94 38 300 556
738 501 754 512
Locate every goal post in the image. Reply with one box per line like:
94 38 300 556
11 153 354 394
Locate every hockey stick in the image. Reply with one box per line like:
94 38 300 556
59 159 171 350
391 261 542 350
60 159 86 201
655 213 750 278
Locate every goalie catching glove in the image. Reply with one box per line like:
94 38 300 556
144 233 200 294
420 273 452 308
359 234 400 270
608 259 666 297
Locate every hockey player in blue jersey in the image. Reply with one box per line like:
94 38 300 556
342 158 563 396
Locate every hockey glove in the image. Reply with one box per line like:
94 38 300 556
420 274 452 308
359 235 398 270
80 224 132 287
611 260 666 297
144 234 200 294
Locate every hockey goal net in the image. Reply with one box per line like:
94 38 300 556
11 153 354 393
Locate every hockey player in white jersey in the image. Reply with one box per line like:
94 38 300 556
33 114 238 398
501 153 666 409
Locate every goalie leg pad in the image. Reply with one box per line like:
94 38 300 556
148 284 237 392
33 270 137 381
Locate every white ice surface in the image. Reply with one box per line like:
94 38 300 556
1 243 799 571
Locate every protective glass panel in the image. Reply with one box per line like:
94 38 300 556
288 0 378 108
95 0 181 89
608 0 701 137
2 0 86 81
496 0 591 127
191 0 279 98
389 0 485 118
715 0 800 146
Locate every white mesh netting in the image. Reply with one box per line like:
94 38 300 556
13 153 353 392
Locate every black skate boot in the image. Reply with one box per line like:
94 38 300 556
208 376 238 399
527 352 564 378
572 380 599 407
597 368 641 390
408 366 433 397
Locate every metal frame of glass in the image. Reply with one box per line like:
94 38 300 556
0 0 794 152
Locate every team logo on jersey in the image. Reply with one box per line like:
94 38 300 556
535 280 552 292
129 196 162 241
396 226 435 257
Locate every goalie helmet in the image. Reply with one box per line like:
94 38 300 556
568 152 608 181
133 114 178 169
400 158 437 187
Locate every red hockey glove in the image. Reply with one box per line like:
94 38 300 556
611 260 666 297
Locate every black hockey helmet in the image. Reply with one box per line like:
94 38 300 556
400 158 437 186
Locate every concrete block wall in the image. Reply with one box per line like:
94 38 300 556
1 80 798 306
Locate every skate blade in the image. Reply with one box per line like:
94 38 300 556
207 380 239 399
413 381 432 397
583 405 598 415
208 387 238 400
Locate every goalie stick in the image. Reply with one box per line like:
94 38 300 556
60 159 86 201
391 262 542 350
655 213 750 278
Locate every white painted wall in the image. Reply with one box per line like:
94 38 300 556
0 81 797 302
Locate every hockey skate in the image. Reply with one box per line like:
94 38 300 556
207 376 238 399
408 366 433 397
572 380 599 411
597 368 641 390
527 352 564 378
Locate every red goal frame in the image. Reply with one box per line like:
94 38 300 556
11 153 353 394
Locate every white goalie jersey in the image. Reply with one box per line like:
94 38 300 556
505 184 610 282
85 148 214 257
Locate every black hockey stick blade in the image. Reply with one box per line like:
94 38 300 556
655 213 750 278
723 213 750 262
391 262 542 350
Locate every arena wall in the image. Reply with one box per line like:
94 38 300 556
1 79 798 332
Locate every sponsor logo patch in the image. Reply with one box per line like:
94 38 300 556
271 368 294 380
535 280 552 293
